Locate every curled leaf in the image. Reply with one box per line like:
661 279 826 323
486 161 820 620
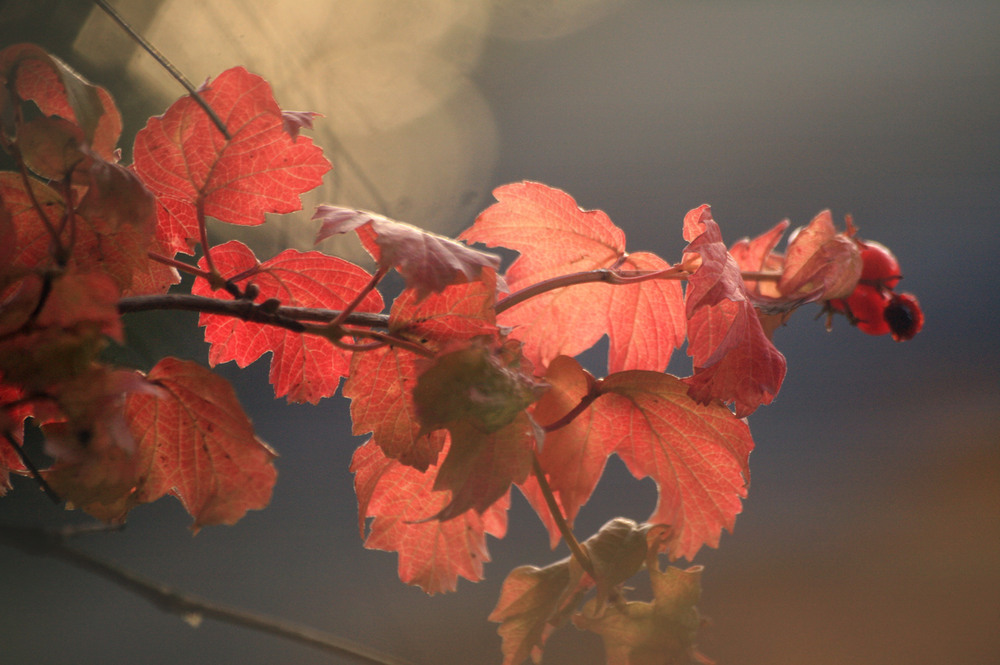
314 205 501 299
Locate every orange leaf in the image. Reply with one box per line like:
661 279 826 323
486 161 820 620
461 182 684 373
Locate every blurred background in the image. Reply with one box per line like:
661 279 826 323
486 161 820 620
1 1 997 664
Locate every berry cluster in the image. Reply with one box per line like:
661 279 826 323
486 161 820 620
829 240 924 341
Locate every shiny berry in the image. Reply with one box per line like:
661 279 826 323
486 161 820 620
884 293 924 341
842 283 891 336
859 240 901 289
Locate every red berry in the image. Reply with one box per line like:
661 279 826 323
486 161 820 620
884 292 924 341
842 284 891 336
859 240 901 289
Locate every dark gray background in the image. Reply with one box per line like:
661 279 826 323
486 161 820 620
1 1 997 664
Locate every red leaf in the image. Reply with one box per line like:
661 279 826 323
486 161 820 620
682 205 785 417
191 240 383 404
1 164 157 293
351 438 509 594
779 210 862 300
132 66 329 233
524 355 611 548
0 44 121 159
729 219 788 299
124 357 276 530
343 276 499 471
314 206 501 299
461 182 684 372
597 371 755 560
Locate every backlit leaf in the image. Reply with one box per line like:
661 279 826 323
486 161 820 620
344 276 499 471
351 438 509 594
132 66 329 234
314 206 501 299
461 182 684 372
597 371 754 560
192 240 383 404
124 357 276 530
682 205 785 416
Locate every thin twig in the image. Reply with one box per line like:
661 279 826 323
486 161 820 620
91 0 231 140
531 454 596 580
2 431 60 503
0 524 415 665
117 293 389 329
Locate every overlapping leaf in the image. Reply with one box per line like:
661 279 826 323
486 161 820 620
460 181 685 373
520 355 609 548
682 205 785 417
132 66 329 254
314 206 501 299
491 519 668 665
343 275 499 470
191 240 383 404
122 357 276 529
0 43 120 159
351 438 509 594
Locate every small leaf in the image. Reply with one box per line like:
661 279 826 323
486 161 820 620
682 205 785 416
0 44 117 153
314 205 501 299
573 563 710 665
489 518 664 665
779 210 862 300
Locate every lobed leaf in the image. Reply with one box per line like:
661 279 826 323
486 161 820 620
123 357 277 530
522 355 610 547
192 240 383 404
0 43 120 158
344 275 499 471
132 66 329 250
597 371 755 560
461 182 684 373
351 438 509 594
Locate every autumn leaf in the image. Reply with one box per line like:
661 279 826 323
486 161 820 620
573 563 710 665
343 275 499 471
132 66 329 250
412 341 542 520
779 209 862 300
1 162 158 294
597 371 755 560
314 205 501 299
351 437 509 594
0 43 120 158
521 355 609 548
490 519 666 665
191 240 384 404
123 357 277 530
682 205 785 417
461 181 684 373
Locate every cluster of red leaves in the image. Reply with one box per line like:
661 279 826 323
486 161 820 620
0 45 921 665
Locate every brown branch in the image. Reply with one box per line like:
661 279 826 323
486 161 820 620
0 524 415 665
531 454 596 580
117 294 390 330
91 0 231 140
